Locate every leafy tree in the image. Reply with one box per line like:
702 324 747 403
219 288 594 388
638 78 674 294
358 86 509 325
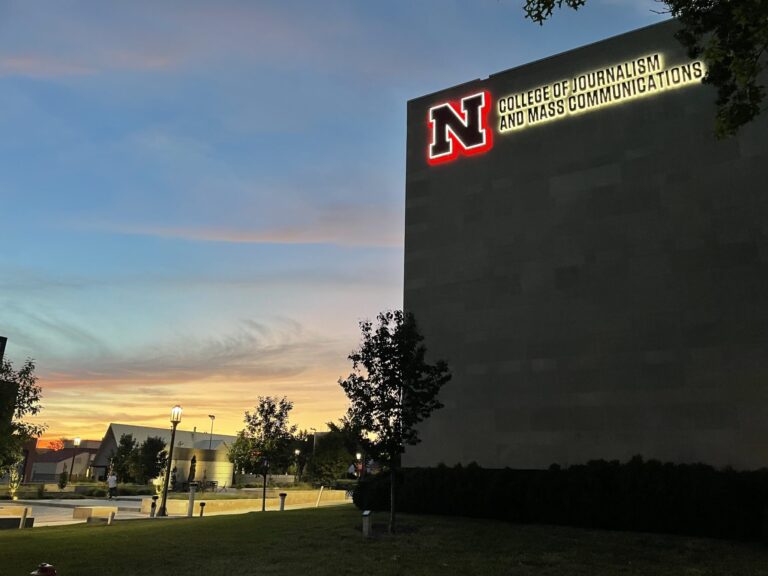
305 430 354 484
140 436 168 482
111 433 138 483
522 0 768 137
128 436 167 483
228 396 297 511
0 358 47 475
227 431 253 479
339 310 451 533
327 416 365 457
47 439 64 452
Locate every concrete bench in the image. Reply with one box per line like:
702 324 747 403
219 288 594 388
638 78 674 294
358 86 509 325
0 506 33 529
73 506 118 525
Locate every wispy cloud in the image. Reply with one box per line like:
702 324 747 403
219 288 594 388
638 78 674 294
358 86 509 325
0 56 95 78
84 202 404 248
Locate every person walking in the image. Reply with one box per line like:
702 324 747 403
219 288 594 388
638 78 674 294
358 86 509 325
107 471 118 500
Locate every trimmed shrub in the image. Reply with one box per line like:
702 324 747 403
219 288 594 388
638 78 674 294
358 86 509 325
353 457 768 541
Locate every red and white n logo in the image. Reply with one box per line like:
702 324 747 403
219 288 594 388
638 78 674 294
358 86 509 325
427 90 493 165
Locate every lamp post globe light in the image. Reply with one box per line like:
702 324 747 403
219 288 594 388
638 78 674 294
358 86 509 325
208 414 215 450
356 452 363 479
158 405 182 517
68 437 81 482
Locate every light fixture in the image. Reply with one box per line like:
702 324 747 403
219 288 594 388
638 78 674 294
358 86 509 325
170 405 183 423
159 405 183 516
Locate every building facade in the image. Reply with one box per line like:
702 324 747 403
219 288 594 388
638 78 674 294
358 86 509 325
403 21 768 470
92 423 237 485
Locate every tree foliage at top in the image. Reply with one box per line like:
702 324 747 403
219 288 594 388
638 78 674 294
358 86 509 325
305 429 355 483
327 416 365 457
339 310 451 466
111 433 138 482
523 0 768 137
229 396 297 475
133 436 168 484
0 358 47 473
109 434 168 484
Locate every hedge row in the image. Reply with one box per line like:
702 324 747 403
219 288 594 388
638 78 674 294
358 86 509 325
353 457 768 541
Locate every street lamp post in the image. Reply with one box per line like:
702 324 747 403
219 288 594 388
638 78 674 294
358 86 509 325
356 452 363 479
208 414 215 450
294 448 301 481
158 405 182 517
68 437 81 482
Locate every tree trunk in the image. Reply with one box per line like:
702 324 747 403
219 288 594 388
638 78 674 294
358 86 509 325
262 471 267 512
389 466 396 534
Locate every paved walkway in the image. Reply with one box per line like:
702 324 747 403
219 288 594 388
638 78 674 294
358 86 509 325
8 498 350 528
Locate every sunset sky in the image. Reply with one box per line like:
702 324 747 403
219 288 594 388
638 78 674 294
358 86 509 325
0 1 667 443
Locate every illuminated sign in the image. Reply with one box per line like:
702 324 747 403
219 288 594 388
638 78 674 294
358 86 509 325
426 54 706 165
428 91 493 165
497 54 705 132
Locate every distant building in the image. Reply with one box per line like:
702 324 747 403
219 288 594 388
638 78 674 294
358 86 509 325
23 439 101 483
92 423 238 487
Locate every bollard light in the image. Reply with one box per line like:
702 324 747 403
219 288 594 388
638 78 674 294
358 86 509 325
362 510 372 538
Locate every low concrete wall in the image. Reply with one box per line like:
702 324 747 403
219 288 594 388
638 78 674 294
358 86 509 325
0 506 29 516
139 489 348 515
73 506 118 519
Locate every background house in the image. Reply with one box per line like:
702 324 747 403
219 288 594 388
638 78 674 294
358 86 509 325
23 439 100 482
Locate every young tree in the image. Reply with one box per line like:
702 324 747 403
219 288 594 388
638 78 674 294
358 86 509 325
0 358 47 474
522 0 768 137
339 310 451 533
229 396 297 511
130 436 167 483
111 433 138 483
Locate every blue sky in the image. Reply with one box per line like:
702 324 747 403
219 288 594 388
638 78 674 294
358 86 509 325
0 0 667 440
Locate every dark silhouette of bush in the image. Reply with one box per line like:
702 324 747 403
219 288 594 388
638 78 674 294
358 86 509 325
353 456 768 541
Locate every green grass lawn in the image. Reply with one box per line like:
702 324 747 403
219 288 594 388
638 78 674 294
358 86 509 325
1 505 767 576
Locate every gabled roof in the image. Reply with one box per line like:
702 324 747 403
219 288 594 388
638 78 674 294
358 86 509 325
105 423 236 449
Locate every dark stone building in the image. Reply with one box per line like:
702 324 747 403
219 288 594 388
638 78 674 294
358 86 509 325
403 21 768 470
